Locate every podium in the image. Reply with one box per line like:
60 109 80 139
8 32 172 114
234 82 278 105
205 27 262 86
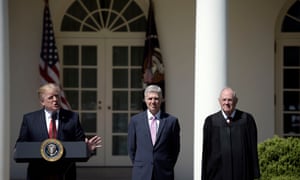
14 140 90 179
14 141 90 162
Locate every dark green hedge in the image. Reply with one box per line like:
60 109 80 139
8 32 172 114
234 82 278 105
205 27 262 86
258 135 300 180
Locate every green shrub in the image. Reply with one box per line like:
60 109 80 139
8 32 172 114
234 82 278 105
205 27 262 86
258 135 300 180
270 175 300 180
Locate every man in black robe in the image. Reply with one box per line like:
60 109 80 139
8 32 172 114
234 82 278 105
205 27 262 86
202 87 260 180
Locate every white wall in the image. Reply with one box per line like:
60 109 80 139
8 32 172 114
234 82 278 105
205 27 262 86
227 0 287 142
9 0 44 178
9 0 288 179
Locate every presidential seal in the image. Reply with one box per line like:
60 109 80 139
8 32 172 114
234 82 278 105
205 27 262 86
40 139 64 162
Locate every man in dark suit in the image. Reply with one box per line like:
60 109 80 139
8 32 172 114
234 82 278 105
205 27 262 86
201 87 260 180
16 83 102 180
127 85 180 180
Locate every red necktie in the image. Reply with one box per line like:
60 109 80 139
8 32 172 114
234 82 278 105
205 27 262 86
49 113 57 138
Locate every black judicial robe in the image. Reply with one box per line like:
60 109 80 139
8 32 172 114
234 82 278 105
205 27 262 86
201 110 260 180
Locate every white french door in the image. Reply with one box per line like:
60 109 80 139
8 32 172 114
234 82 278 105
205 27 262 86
57 38 144 166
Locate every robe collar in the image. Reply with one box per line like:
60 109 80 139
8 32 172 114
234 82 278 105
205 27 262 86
221 109 236 120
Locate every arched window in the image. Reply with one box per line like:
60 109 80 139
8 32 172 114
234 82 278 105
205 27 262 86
61 0 146 32
276 0 300 137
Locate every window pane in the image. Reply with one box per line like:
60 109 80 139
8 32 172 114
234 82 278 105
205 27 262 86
129 17 146 32
81 0 98 12
83 17 98 31
82 68 97 88
64 90 78 110
63 68 79 87
131 46 144 66
284 46 300 66
282 1 300 32
61 15 81 31
63 46 79 65
282 16 300 32
284 91 300 111
123 2 143 21
101 11 109 27
284 114 300 134
131 69 142 88
113 47 128 66
82 46 97 65
113 69 128 88
109 13 124 30
286 1 300 19
131 91 143 111
112 113 128 133
284 69 300 88
99 0 110 9
113 91 128 110
66 1 87 20
81 113 97 133
112 136 128 155
112 0 128 12
82 91 97 110
114 25 128 32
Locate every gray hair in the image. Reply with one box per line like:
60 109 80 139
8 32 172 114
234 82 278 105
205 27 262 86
144 85 163 98
219 87 238 102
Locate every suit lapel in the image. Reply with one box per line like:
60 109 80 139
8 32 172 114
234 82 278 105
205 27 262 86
142 111 153 144
155 113 167 145
39 109 49 139
57 109 67 139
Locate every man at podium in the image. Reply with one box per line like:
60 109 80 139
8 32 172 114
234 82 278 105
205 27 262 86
15 83 102 180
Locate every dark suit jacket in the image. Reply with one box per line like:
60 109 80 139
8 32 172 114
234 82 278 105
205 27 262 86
127 111 180 180
16 108 86 180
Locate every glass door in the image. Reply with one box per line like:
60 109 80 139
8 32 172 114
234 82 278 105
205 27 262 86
105 39 144 165
58 38 105 166
57 38 144 166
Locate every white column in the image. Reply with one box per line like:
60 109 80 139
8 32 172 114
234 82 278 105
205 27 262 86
0 0 10 179
194 0 227 179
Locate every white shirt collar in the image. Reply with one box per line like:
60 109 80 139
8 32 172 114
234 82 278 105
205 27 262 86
221 110 236 119
147 110 161 120
44 109 60 120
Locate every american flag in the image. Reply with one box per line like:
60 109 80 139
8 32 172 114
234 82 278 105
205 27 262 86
39 0 71 110
142 0 165 111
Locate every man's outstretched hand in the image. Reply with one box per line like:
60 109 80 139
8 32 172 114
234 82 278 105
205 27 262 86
86 135 102 152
